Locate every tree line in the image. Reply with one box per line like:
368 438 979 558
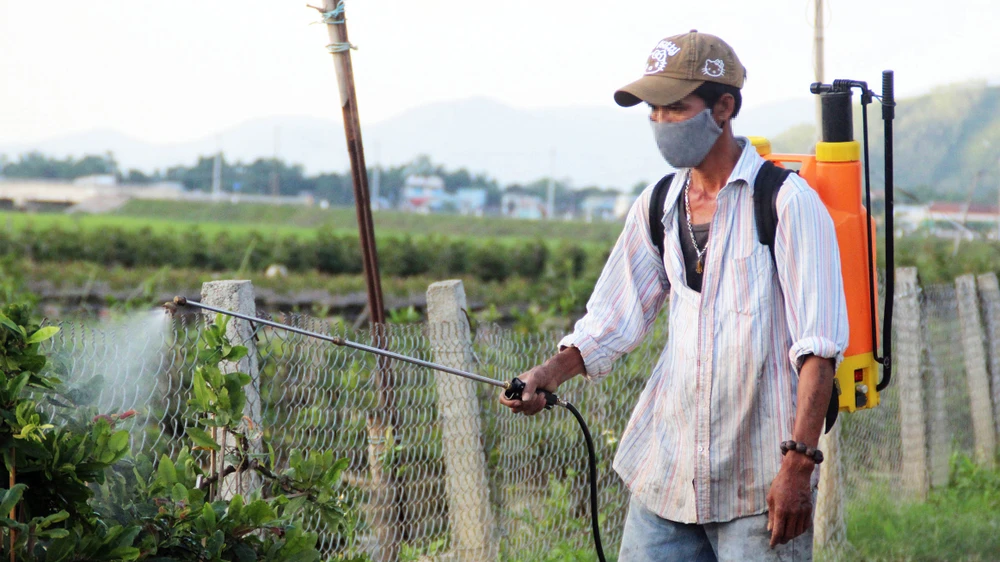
0 151 631 215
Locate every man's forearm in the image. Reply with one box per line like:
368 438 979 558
544 346 588 386
791 354 835 449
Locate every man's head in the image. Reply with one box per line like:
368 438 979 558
615 30 745 121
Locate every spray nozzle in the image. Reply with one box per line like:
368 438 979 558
162 296 189 315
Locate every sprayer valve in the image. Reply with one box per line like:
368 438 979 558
504 378 558 410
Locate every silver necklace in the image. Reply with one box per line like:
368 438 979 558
683 174 708 274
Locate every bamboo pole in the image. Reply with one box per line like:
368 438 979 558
313 3 400 559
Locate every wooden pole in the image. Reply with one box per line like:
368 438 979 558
315 3 400 560
813 0 824 144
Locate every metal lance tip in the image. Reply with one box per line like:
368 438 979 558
173 296 188 306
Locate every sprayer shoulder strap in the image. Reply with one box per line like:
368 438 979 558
752 160 795 266
648 173 675 260
647 164 793 261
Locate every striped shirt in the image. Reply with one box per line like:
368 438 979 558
559 138 848 524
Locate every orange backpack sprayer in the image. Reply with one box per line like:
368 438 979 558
750 71 895 415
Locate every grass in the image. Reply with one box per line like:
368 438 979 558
831 455 1000 561
0 209 335 240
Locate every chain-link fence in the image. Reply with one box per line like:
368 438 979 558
44 271 1000 560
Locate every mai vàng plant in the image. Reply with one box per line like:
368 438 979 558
0 305 366 561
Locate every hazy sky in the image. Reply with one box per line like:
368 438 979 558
2 0 998 145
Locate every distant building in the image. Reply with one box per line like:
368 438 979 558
893 203 931 235
401 175 446 214
502 193 545 220
452 187 487 216
581 193 635 222
927 202 1000 225
72 174 118 186
894 201 1000 240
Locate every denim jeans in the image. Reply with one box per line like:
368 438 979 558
618 495 813 561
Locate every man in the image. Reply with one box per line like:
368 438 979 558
499 30 848 561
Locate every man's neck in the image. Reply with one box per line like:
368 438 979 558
690 131 742 198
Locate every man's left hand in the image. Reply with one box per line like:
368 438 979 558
766 455 814 548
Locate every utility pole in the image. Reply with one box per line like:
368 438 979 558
315 2 399 560
211 150 222 200
270 126 280 197
814 0 825 145
546 148 555 220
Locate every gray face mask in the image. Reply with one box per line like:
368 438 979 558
650 108 723 169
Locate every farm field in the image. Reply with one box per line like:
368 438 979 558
111 200 625 243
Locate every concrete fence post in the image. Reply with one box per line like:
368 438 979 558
923 309 951 488
896 267 929 498
201 280 264 498
977 273 1000 438
426 280 495 560
956 274 996 467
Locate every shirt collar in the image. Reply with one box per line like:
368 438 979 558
725 137 759 188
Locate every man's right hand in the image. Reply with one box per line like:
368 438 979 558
498 347 585 416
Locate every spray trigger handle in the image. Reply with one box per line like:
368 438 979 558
504 378 558 410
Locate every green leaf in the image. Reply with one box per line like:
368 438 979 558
244 499 276 525
6 373 30 399
107 547 141 561
170 482 188 502
185 426 221 451
44 534 76 562
231 542 257 562
201 502 217 529
0 312 19 334
108 430 130 455
157 455 177 485
38 510 70 527
225 345 249 363
227 494 244 522
26 325 59 344
0 484 27 515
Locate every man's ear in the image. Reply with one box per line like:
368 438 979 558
713 93 736 125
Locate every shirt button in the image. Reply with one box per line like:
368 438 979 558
698 446 705 453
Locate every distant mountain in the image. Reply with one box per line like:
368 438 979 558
770 82 1000 201
0 97 813 189
7 83 999 199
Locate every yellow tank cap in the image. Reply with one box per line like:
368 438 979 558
816 141 861 162
747 136 772 156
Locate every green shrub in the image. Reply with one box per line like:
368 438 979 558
0 303 367 560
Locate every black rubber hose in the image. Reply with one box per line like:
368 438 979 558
562 401 607 562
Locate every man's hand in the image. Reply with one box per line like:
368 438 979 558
766 449 815 547
498 347 585 416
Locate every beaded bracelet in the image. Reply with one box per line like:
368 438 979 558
780 440 824 464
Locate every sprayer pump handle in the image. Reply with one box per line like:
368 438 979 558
504 378 558 410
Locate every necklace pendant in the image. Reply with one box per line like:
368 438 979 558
696 260 704 274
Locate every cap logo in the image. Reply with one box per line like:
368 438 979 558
644 40 681 75
701 59 725 78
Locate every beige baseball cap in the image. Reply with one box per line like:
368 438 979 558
614 30 746 107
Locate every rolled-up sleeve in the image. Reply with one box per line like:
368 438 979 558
774 180 849 372
558 188 669 381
